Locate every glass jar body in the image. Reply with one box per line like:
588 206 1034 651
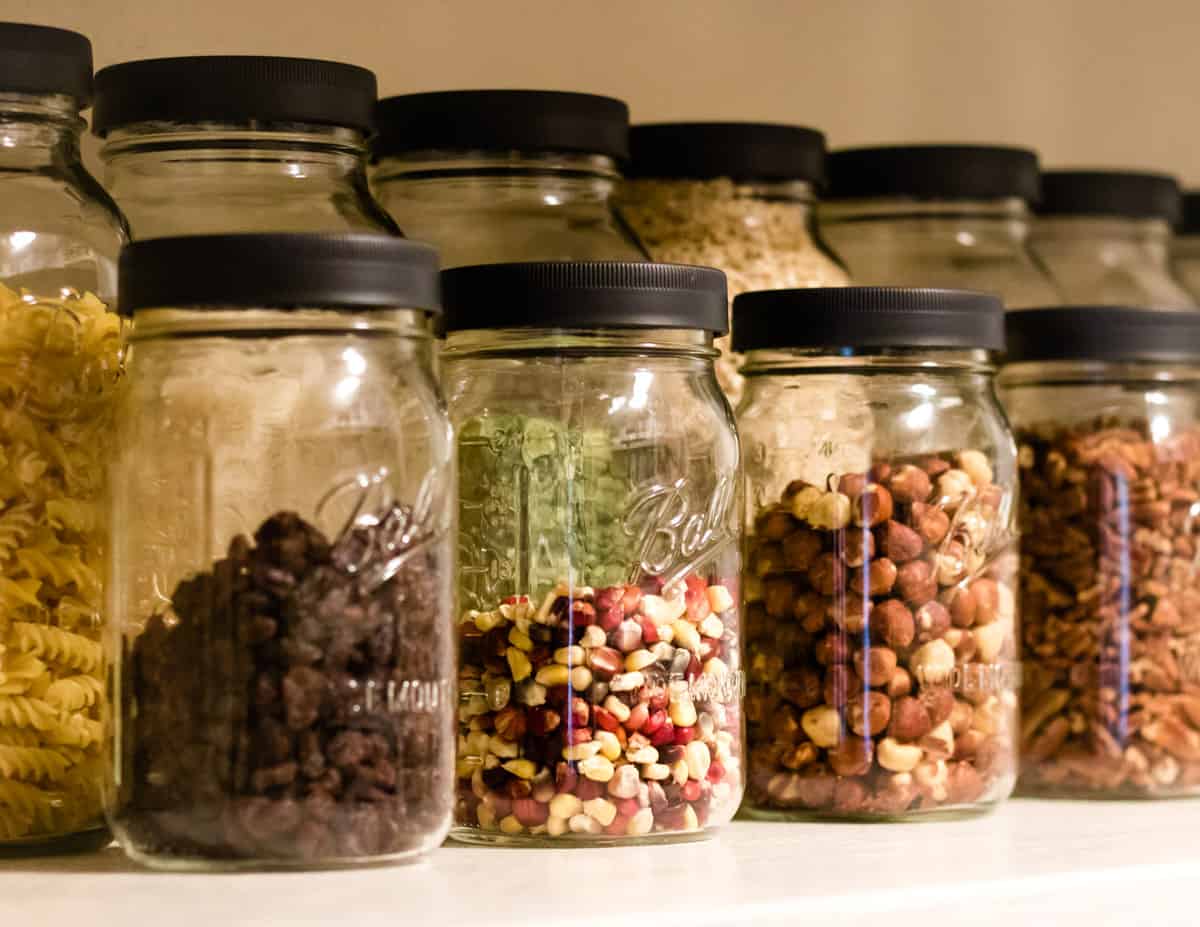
1003 361 1200 798
107 309 456 870
0 92 125 851
738 351 1019 819
442 328 743 845
372 151 646 268
819 199 1058 308
101 123 398 239
617 178 848 406
1030 217 1195 310
1171 236 1200 303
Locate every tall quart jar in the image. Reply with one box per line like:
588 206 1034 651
820 145 1058 307
1030 171 1195 310
0 22 124 852
1002 307 1200 797
1170 191 1200 303
441 262 743 844
371 90 645 267
107 234 455 870
736 287 1019 818
93 56 398 238
616 122 849 406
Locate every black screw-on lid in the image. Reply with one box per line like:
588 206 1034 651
92 56 377 136
372 90 629 161
0 23 92 105
732 287 1005 353
627 122 827 186
1037 170 1182 223
441 262 728 335
118 234 440 316
1005 306 1200 363
827 145 1041 203
1180 192 1200 235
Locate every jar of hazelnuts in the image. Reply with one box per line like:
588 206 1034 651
733 287 1019 819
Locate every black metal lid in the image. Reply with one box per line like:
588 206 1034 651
1037 170 1182 223
0 22 92 105
1180 192 1200 235
732 287 1005 353
1005 306 1200 363
627 122 827 185
827 145 1041 202
372 90 629 161
118 234 440 316
92 56 377 136
441 262 727 335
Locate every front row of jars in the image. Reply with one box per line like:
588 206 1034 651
97 238 1200 869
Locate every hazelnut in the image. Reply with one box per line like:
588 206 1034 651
957 449 993 488
829 735 873 777
814 633 849 665
920 686 957 727
844 528 875 568
808 552 843 596
946 762 986 804
895 560 938 607
837 473 869 498
909 639 956 685
936 468 974 510
853 483 894 527
853 646 898 686
848 691 892 736
877 737 923 772
868 599 915 649
921 720 955 760
851 558 897 597
974 619 1006 663
782 527 822 571
914 601 951 644
800 705 842 748
768 704 802 743
808 491 852 530
935 540 968 586
954 728 986 759
869 461 893 484
778 667 823 709
758 508 798 540
888 696 932 741
888 464 932 504
788 484 823 521
969 578 1000 624
822 663 854 706
918 455 951 478
829 600 866 635
945 627 977 662
780 742 818 770
832 777 870 812
875 520 923 563
752 543 783 577
946 585 977 627
910 503 950 546
763 576 797 618
948 698 974 736
886 666 914 699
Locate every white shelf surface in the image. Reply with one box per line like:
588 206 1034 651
6 799 1200 926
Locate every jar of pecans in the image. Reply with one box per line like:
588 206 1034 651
440 262 742 844
1002 307 1200 797
735 287 1019 819
107 234 454 870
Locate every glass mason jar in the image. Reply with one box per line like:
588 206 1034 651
0 23 124 853
735 287 1019 819
93 56 397 238
1002 308 1200 798
1031 171 1195 310
616 122 849 408
1171 191 1200 301
440 262 743 844
107 234 454 870
371 90 645 267
820 145 1059 308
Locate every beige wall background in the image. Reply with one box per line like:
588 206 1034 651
7 0 1200 184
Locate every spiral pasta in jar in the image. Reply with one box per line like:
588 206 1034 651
441 261 743 844
0 23 125 851
736 287 1018 819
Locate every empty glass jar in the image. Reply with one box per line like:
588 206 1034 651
1003 307 1200 797
441 261 743 844
371 91 645 267
0 22 124 853
107 234 454 869
820 145 1058 307
1031 171 1194 310
93 56 397 238
617 122 848 406
736 287 1019 819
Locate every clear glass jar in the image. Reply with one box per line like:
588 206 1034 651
617 122 848 407
440 262 743 845
94 56 396 238
820 146 1059 308
1002 308 1200 798
735 288 1019 819
371 91 645 267
107 234 454 870
1171 191 1200 301
0 24 124 852
1031 171 1194 310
